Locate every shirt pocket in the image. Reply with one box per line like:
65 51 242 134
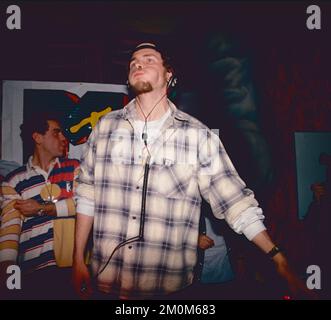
153 160 194 200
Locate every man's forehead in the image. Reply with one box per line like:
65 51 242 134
131 47 161 60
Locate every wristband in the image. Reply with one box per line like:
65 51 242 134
267 245 281 259
37 203 46 216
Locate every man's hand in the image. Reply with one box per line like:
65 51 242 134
72 261 93 300
13 199 41 217
198 234 215 250
252 230 319 299
273 253 318 300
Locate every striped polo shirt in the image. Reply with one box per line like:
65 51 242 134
0 156 80 273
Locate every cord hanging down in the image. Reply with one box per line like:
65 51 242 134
95 155 151 278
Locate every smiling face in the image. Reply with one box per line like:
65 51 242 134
128 47 172 95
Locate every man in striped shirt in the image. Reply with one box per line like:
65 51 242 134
73 42 310 300
0 112 80 299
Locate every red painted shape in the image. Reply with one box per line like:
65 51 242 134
65 92 80 104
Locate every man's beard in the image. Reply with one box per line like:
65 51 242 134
131 81 153 95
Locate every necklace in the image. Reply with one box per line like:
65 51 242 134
40 182 61 203
32 164 61 203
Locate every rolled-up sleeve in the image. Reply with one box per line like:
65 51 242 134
233 206 266 240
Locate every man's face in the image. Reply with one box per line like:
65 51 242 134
37 120 67 158
128 48 172 94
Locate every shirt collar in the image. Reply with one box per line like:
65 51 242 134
27 156 61 174
122 98 190 127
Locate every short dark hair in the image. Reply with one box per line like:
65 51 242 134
20 111 61 159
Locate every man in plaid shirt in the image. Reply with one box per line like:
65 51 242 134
72 42 309 300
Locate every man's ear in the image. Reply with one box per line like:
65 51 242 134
32 132 42 145
166 71 173 83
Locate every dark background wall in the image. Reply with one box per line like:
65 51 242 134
1 1 330 287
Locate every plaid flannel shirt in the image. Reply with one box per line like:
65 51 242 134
76 99 260 299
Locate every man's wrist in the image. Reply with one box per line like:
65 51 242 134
267 245 282 259
73 254 86 265
37 202 46 216
271 251 288 266
37 201 54 216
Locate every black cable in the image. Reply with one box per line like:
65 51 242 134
138 155 150 239
95 156 151 278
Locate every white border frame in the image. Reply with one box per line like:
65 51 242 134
1 80 127 164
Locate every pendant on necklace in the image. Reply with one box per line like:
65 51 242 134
40 183 61 203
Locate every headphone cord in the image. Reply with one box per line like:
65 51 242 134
136 93 167 148
94 155 151 278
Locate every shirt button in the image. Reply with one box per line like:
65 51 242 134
132 216 136 220
136 186 139 189
128 246 132 249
